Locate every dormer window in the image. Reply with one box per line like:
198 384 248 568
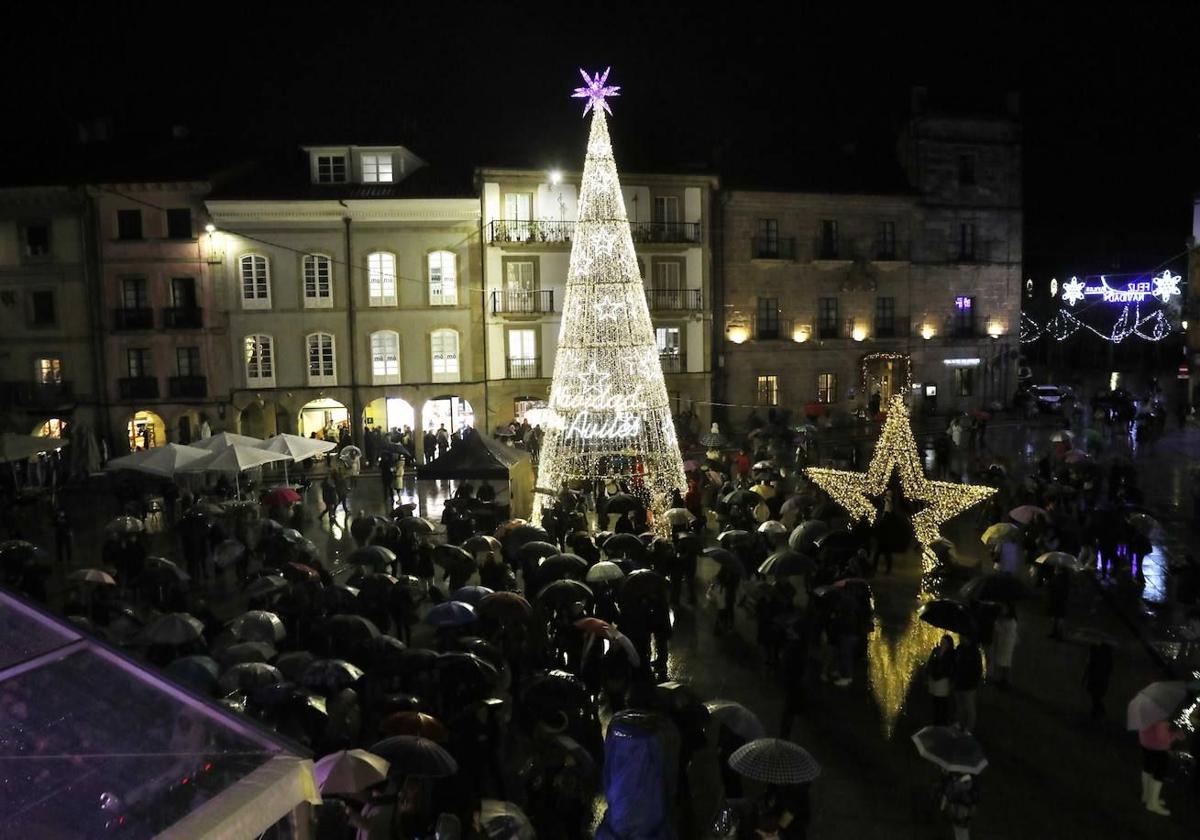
316 154 347 183
362 153 393 183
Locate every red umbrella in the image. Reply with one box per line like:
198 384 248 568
476 591 532 623
380 710 449 742
969 409 991 420
284 562 321 583
573 617 611 636
263 487 301 507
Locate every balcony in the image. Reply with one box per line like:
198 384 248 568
816 320 842 340
871 239 911 262
488 220 574 244
630 221 700 244
659 353 683 374
506 358 540 379
751 237 796 261
113 308 154 330
491 289 554 315
751 315 795 341
646 288 702 312
163 307 203 329
168 375 207 398
1 381 74 409
118 377 159 399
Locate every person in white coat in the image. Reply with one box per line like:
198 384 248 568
989 603 1019 688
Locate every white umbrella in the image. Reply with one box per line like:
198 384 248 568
104 442 211 478
185 445 293 497
314 749 390 795
0 432 67 463
192 431 264 452
258 433 336 483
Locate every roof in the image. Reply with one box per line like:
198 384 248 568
0 589 315 838
416 429 529 481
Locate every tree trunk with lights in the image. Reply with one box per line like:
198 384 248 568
533 73 686 531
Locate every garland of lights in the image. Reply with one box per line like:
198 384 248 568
1020 305 1174 344
804 395 995 569
532 69 687 533
859 352 914 395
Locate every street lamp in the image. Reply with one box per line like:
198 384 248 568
548 169 563 185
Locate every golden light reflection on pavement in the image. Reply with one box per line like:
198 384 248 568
867 602 951 738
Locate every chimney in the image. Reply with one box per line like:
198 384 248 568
910 86 928 115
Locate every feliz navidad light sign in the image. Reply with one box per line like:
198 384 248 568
1060 270 1181 307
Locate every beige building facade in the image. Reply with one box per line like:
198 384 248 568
477 168 718 439
207 145 483 460
720 108 1022 425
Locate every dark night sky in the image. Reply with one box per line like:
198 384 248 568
3 3 1197 278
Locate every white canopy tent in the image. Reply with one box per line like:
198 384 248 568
192 431 265 452
185 445 293 497
258 433 337 483
0 432 67 464
103 442 211 478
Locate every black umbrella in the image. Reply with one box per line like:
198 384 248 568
815 530 861 561
274 650 316 682
729 738 821 784
301 658 365 693
702 547 745 576
434 544 476 571
217 641 277 667
243 574 288 601
758 549 815 577
396 647 440 675
918 599 978 637
354 634 408 671
517 541 561 564
673 533 703 556
436 651 499 690
620 569 670 603
322 583 361 613
369 735 458 778
397 516 436 535
723 489 764 507
603 533 646 561
0 540 47 572
324 614 381 649
539 553 589 582
912 726 988 774
348 545 397 570
789 520 829 552
604 493 645 514
536 578 594 608
218 662 284 694
504 524 552 553
166 655 219 695
716 529 755 550
959 572 1031 603
140 612 204 645
139 556 190 589
357 574 400 605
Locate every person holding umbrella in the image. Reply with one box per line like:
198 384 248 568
926 635 956 726
953 638 983 733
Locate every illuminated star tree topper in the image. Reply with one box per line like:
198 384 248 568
533 69 686 532
804 395 995 568
572 67 620 116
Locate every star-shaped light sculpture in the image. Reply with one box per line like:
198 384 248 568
1152 269 1181 304
804 395 995 568
1060 276 1086 307
574 361 612 400
594 296 626 321
591 226 619 257
572 67 620 116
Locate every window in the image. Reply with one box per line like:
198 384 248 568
36 358 61 384
316 155 347 183
817 373 838 404
239 254 271 309
653 260 682 291
126 348 151 378
361 153 393 183
244 335 274 386
953 296 975 336
958 223 976 260
122 277 149 310
165 208 192 239
371 331 401 384
503 193 533 240
430 329 460 383
429 251 458 306
176 347 200 377
171 277 197 309
755 218 779 257
877 220 896 259
654 195 680 238
656 326 682 373
30 291 55 326
507 329 538 378
958 154 977 186
756 375 779 406
756 297 779 339
303 254 333 308
306 332 336 386
955 367 975 397
117 209 143 240
367 252 397 306
818 219 839 259
22 222 49 257
818 297 839 339
874 297 896 336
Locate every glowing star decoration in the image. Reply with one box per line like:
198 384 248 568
534 74 686 533
804 395 995 569
572 67 620 116
594 296 626 322
1060 276 1086 307
1152 269 1181 303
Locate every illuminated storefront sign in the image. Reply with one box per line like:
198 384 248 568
1061 270 1180 307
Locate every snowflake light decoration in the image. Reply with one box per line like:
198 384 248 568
1060 276 1086 307
1152 269 1181 303
572 67 620 116
594 297 626 321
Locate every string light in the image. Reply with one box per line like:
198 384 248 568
804 395 995 568
533 70 686 532
1021 305 1175 344
859 352 913 394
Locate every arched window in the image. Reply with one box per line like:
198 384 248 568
371 330 401 384
306 332 337 386
302 253 333 308
367 252 397 306
244 335 274 386
239 254 271 309
428 250 458 306
430 329 460 383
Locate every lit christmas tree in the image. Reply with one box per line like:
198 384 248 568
532 69 687 530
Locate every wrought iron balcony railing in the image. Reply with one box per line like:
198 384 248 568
491 289 554 315
113 308 154 330
646 288 702 311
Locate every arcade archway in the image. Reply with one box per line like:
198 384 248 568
421 396 475 435
33 418 69 438
127 410 166 450
299 398 349 440
365 397 416 433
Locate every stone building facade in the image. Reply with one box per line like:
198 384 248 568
720 104 1022 426
477 168 718 439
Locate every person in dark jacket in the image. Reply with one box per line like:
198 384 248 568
1083 641 1114 718
318 476 338 527
927 635 956 726
953 639 983 733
